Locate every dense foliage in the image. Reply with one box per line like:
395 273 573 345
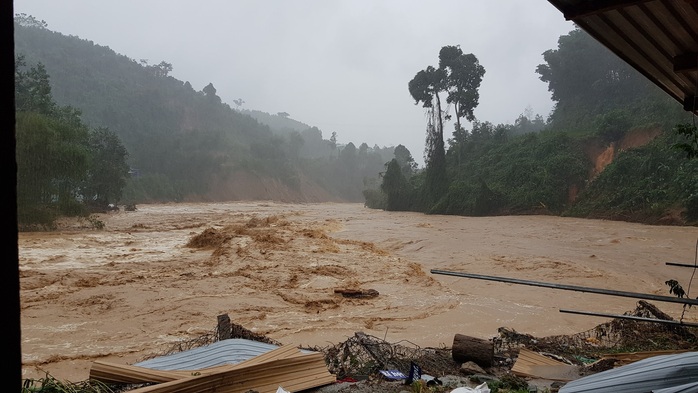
376 27 696 225
436 126 589 216
566 131 698 223
15 53 129 230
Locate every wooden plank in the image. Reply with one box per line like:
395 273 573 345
246 369 337 393
90 362 195 384
511 348 580 381
514 348 568 366
601 349 693 366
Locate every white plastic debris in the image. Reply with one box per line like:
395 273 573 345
276 386 290 393
450 382 491 393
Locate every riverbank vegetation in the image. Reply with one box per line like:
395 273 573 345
369 28 698 226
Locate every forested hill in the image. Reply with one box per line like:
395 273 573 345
14 18 395 203
367 28 698 226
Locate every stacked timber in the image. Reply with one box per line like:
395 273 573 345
90 344 335 393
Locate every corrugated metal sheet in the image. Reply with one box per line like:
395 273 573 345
654 381 698 393
133 338 281 371
547 0 698 114
558 351 698 393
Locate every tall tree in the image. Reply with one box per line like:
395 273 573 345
329 131 338 158
152 61 173 77
16 111 90 224
409 65 448 204
438 45 485 133
393 144 417 178
83 127 130 209
202 82 221 104
409 46 485 205
381 159 409 211
15 56 55 115
535 27 668 130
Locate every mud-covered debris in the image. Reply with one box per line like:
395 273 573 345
186 227 230 248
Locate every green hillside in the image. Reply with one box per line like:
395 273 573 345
14 16 394 205
369 28 697 225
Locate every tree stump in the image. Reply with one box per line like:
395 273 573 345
452 334 494 368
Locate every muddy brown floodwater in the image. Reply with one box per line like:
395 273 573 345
19 202 698 382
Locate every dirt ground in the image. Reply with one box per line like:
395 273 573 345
19 202 698 383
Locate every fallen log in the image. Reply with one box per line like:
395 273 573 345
334 288 379 298
451 334 494 368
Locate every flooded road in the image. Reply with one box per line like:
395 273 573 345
19 202 698 381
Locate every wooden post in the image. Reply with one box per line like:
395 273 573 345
452 334 494 368
217 314 231 341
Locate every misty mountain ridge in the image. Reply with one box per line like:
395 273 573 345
14 17 397 203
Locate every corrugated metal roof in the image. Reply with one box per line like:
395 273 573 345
558 351 698 393
133 339 281 371
547 0 698 114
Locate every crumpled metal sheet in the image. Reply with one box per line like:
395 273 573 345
134 338 280 370
559 352 698 393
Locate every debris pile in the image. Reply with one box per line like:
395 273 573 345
494 300 698 363
307 332 460 379
84 303 698 392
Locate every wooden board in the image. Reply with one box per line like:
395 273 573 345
511 348 580 382
600 349 693 367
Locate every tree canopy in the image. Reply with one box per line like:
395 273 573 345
15 56 130 229
536 27 680 132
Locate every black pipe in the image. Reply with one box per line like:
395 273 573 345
559 309 698 328
666 262 698 269
430 269 698 306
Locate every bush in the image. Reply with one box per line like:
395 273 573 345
595 109 631 142
17 204 58 231
363 188 387 209
121 173 182 203
684 193 698 222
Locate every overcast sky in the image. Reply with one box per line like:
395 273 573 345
13 1 574 165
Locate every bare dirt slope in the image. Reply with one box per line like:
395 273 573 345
19 202 698 382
